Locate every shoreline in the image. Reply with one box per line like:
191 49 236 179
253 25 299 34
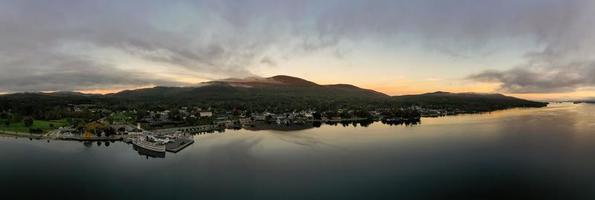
0 131 45 139
0 131 123 141
0 105 549 140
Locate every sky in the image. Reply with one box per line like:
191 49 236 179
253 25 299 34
1 0 594 101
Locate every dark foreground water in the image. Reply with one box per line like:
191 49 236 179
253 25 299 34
2 103 595 199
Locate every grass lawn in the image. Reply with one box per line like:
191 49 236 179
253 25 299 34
0 119 68 133
109 112 135 124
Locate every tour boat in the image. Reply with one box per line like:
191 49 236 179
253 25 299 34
132 135 166 153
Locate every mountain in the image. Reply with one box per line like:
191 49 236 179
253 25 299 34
217 75 317 86
110 75 389 104
0 75 547 113
103 76 547 111
208 75 318 88
392 91 547 111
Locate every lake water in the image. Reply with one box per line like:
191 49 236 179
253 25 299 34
2 103 595 199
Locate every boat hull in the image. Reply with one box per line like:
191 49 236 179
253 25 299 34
132 140 166 153
133 144 165 158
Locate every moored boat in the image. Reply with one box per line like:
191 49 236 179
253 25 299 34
132 135 166 153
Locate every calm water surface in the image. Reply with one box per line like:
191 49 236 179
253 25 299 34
2 103 595 199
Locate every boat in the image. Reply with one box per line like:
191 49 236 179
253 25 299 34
132 135 166 153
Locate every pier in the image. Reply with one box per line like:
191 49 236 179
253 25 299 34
165 138 194 153
152 125 222 135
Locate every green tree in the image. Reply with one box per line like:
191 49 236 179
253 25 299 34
168 109 182 121
313 112 322 120
23 117 34 127
2 113 11 126
105 127 116 137
12 114 23 123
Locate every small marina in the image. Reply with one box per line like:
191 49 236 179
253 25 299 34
118 130 198 157
22 124 218 157
127 131 196 155
166 138 194 153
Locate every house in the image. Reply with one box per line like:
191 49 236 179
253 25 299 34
239 118 253 126
109 124 137 134
199 111 213 117
252 114 266 121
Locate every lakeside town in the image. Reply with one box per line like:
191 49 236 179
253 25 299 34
0 87 549 158
0 103 468 156
0 74 549 158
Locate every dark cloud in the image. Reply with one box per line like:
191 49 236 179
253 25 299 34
469 63 595 93
0 0 259 92
0 0 594 92
0 53 183 92
259 57 277 67
467 0 595 93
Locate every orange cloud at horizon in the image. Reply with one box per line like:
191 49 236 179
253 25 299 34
77 85 156 95
363 80 595 101
362 78 500 95
509 90 595 101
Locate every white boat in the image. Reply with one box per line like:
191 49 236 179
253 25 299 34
132 135 166 153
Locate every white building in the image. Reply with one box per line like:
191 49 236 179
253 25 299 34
199 111 213 117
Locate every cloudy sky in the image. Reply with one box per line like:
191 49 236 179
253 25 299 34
1 0 594 100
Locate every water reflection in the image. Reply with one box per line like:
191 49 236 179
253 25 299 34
133 120 419 159
245 120 405 131
4 103 595 199
325 119 379 127
380 118 420 126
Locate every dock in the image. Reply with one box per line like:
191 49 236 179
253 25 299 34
152 125 222 135
165 138 195 153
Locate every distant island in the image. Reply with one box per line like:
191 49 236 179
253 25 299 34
0 75 547 139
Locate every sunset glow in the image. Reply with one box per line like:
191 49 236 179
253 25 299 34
1 0 594 101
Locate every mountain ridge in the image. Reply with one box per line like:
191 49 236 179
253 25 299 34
0 75 547 111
